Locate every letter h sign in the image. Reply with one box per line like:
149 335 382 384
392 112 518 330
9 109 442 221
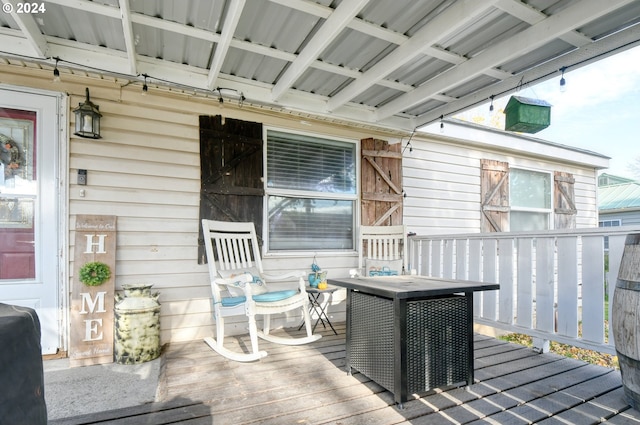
84 234 108 254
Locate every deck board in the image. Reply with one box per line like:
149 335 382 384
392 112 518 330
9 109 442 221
51 322 639 425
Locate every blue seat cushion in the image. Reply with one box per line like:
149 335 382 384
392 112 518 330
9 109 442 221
220 296 246 307
253 290 298 303
220 290 298 307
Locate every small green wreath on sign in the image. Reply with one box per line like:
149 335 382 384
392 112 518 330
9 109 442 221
79 261 111 286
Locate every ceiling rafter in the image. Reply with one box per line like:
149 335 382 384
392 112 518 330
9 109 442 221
118 0 136 75
206 0 246 90
326 0 499 112
276 0 513 108
495 0 592 47
37 0 500 100
43 0 410 92
1 0 638 134
1 0 49 57
46 0 120 18
413 12 640 127
132 12 218 43
375 0 635 121
271 0 371 101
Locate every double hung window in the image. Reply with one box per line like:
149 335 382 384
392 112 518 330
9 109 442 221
265 130 357 251
509 168 552 231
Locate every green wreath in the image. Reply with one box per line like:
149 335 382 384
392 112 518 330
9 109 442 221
79 261 111 286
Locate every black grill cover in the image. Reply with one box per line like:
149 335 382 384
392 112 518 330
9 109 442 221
0 303 47 425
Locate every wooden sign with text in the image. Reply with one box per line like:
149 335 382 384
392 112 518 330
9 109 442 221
69 215 116 367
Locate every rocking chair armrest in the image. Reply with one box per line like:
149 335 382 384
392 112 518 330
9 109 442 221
262 271 307 292
214 275 260 300
261 270 305 282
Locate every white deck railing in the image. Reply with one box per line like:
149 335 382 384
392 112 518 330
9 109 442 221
408 226 640 355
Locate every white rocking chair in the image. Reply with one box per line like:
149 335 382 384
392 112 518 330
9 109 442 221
202 219 321 362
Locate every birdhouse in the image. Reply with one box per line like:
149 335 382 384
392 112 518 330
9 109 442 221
504 96 551 134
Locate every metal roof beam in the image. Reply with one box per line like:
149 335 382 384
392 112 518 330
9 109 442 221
271 0 371 101
326 0 498 112
376 0 636 121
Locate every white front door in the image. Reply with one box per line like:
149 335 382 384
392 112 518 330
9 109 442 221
0 87 63 354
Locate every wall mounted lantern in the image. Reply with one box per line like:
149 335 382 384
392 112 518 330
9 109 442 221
73 88 102 139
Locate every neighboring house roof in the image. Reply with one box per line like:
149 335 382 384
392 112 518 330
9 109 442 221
598 173 636 186
598 174 640 211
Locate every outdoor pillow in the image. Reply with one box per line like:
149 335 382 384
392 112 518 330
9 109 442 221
365 258 402 277
218 267 268 297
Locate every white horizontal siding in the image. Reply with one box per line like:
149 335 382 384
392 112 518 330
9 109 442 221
1 63 605 346
403 134 600 236
60 78 367 343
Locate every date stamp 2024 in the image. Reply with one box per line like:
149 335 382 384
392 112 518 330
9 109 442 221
2 2 46 14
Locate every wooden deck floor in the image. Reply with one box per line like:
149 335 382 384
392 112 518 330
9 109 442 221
51 322 640 425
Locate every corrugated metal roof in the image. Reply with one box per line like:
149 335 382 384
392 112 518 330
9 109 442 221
0 0 639 132
599 181 640 211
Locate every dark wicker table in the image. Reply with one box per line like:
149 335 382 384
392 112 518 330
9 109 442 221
327 275 499 407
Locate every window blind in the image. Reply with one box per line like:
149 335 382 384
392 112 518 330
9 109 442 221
267 130 355 194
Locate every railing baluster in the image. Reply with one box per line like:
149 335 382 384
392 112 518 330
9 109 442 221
469 239 483 316
456 238 468 280
536 237 555 333
517 237 534 328
498 238 514 324
443 239 454 279
557 236 579 338
482 239 498 321
431 239 442 278
581 235 605 343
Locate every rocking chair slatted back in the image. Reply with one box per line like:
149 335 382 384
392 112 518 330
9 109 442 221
204 221 263 276
359 225 408 272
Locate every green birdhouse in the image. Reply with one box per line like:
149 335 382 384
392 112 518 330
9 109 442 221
504 96 551 134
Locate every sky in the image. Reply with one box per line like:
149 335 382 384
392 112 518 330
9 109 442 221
455 44 640 179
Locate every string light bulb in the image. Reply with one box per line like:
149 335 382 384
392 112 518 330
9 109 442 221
559 66 567 92
142 74 148 95
216 87 224 106
53 57 61 82
440 115 444 133
489 95 495 112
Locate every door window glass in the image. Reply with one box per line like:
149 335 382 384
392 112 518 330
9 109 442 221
1 109 37 280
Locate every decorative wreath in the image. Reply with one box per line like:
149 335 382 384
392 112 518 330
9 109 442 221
79 261 111 286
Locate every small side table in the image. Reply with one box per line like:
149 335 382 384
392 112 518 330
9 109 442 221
299 285 338 335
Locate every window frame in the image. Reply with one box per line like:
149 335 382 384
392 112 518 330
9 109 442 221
509 167 554 231
599 219 621 228
263 127 359 254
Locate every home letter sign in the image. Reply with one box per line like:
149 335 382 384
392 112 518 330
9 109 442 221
69 215 116 367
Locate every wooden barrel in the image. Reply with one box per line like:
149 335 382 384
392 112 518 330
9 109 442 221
612 234 640 410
